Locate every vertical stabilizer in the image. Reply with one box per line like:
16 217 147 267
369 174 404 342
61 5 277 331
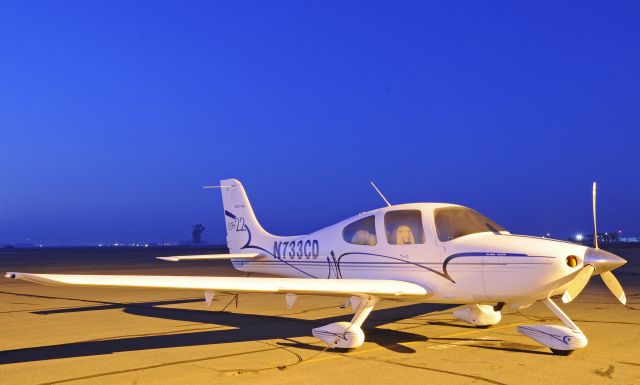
220 179 272 252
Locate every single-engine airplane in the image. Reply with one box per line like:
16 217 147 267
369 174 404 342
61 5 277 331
5 179 627 355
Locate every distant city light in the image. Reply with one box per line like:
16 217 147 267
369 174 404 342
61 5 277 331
576 234 584 241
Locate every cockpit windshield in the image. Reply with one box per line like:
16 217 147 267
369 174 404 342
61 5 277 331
434 206 506 242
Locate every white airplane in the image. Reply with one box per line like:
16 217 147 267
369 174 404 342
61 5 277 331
5 179 627 355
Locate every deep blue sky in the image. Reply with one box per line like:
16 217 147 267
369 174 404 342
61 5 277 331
1 1 639 245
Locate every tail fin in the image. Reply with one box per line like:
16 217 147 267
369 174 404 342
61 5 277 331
220 179 273 252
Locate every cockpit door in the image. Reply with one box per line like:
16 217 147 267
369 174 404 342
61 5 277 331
374 209 443 278
431 211 489 302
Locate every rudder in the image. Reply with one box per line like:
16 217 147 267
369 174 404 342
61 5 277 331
220 179 272 252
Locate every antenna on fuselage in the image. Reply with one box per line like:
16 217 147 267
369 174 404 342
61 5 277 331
370 181 392 207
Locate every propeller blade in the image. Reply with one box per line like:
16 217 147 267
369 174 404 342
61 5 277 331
592 181 598 249
562 265 595 303
600 271 627 305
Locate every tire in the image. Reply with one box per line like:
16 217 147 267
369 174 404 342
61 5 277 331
550 348 574 356
332 347 354 353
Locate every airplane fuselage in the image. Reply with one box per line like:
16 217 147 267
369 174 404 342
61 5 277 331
227 203 588 305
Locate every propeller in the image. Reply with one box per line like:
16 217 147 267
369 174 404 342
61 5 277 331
601 270 626 304
561 265 594 303
562 182 627 305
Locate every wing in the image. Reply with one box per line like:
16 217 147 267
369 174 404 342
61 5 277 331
4 272 429 299
156 253 262 262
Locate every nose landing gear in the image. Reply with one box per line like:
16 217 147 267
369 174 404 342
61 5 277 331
517 298 588 355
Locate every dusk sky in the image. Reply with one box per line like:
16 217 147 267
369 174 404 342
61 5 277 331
1 1 639 245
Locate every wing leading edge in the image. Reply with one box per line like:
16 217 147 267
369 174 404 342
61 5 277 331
4 272 430 299
156 253 262 262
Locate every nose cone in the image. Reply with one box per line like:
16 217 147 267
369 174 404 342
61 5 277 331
584 248 627 275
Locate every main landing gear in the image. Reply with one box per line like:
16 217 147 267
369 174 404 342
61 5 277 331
312 295 379 349
517 298 588 355
453 304 502 327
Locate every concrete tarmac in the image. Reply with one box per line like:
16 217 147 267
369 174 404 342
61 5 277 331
1 246 639 385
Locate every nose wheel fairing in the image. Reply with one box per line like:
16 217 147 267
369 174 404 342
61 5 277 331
517 298 588 355
517 325 587 354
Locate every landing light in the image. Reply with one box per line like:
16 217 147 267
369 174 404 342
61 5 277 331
566 255 578 268
576 234 584 241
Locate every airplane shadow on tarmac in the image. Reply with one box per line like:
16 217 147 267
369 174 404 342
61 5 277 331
0 295 529 364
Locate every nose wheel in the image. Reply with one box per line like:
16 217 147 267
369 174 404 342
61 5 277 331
550 348 574 356
517 298 587 355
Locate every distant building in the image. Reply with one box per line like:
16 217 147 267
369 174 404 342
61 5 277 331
569 231 640 245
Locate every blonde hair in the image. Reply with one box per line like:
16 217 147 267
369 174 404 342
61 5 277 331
395 225 415 244
352 229 377 246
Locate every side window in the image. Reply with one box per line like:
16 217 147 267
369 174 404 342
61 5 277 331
343 216 377 246
385 210 425 245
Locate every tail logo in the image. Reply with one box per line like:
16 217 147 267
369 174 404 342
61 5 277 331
227 217 246 232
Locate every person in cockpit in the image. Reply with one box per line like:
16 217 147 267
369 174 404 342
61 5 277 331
395 225 415 244
351 229 377 246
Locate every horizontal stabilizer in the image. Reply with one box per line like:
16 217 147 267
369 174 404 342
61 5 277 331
4 272 430 299
156 253 262 262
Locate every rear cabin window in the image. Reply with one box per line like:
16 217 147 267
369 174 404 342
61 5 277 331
434 206 506 242
343 216 377 246
384 210 425 245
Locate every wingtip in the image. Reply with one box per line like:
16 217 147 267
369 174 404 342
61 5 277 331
156 257 179 262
